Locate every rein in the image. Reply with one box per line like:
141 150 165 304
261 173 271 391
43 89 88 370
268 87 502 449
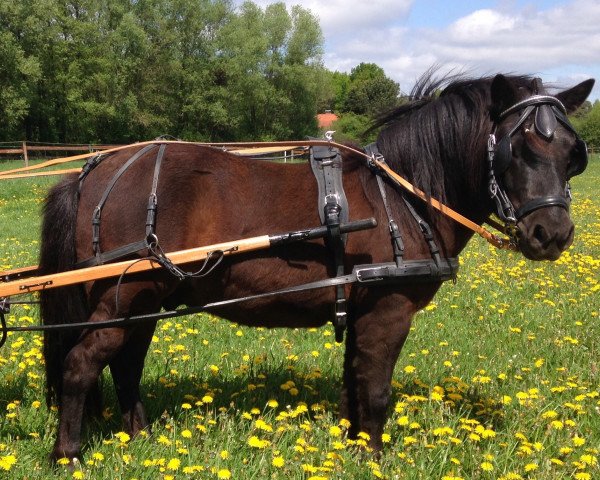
0 138 516 251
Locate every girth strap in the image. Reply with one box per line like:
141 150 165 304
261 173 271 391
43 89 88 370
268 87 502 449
310 143 349 342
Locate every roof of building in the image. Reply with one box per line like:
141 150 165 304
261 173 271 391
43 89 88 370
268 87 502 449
316 112 338 129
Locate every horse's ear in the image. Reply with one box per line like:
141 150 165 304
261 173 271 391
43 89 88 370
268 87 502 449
490 74 519 119
556 79 595 113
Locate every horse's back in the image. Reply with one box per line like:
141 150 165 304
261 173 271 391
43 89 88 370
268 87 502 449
75 144 319 261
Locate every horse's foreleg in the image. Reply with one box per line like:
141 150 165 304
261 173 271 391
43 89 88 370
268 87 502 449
109 321 156 436
51 313 129 462
340 294 415 451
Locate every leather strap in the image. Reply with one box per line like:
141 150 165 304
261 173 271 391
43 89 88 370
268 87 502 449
514 195 569 220
309 143 349 342
0 138 517 251
365 143 405 266
92 144 157 257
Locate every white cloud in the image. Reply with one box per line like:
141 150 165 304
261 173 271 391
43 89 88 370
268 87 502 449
447 9 517 42
234 0 600 99
245 0 413 37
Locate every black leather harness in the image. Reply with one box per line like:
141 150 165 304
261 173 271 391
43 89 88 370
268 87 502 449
76 143 165 268
72 141 459 343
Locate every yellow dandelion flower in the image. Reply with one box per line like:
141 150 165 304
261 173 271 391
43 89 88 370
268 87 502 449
433 426 454 436
329 426 342 437
397 416 409 426
524 463 538 472
92 452 104 461
0 455 17 471
217 469 231 479
481 462 493 471
114 431 130 443
403 365 416 374
267 399 278 408
573 436 586 447
167 458 180 471
181 429 192 439
580 454 597 466
550 420 564 430
72 471 84 480
574 473 591 480
272 456 285 468
220 450 229 460
541 410 558 419
248 436 270 449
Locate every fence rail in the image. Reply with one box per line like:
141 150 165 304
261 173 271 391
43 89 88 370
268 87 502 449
0 141 123 166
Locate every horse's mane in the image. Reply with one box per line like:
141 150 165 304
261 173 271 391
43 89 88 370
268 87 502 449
373 70 536 206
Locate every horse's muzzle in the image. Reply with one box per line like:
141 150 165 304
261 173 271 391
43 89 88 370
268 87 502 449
517 208 575 260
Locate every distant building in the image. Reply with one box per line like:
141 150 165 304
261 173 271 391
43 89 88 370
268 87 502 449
316 110 338 130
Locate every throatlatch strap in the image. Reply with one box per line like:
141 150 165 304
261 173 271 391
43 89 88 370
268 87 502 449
310 143 348 343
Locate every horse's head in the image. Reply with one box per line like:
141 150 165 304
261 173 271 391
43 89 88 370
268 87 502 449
489 75 595 260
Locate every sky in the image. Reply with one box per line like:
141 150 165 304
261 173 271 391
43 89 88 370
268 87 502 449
236 0 600 101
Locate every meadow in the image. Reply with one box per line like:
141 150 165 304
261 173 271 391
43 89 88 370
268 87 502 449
0 156 598 480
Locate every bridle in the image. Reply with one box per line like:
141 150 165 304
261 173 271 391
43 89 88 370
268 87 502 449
487 88 589 242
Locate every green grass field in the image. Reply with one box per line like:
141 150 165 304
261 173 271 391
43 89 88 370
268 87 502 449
0 157 598 479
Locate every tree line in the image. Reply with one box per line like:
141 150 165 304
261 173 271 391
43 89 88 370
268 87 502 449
0 0 400 144
2 0 597 147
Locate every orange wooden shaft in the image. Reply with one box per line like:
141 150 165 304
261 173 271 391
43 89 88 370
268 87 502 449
0 235 271 298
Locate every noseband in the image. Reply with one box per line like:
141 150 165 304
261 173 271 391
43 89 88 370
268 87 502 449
487 90 588 239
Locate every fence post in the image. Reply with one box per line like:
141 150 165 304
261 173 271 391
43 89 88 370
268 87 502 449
22 141 28 167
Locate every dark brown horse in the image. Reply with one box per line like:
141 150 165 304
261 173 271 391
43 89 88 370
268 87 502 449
39 73 593 461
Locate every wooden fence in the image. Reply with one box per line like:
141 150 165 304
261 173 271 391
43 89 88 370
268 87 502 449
0 142 123 166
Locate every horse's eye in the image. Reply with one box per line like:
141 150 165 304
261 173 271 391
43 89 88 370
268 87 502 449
566 139 588 178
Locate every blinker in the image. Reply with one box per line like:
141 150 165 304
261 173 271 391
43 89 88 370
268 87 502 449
567 138 588 178
534 104 557 139
494 135 513 174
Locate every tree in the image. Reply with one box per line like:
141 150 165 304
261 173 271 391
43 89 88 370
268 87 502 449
571 100 600 150
216 1 324 140
342 62 400 116
0 0 326 143
0 30 41 140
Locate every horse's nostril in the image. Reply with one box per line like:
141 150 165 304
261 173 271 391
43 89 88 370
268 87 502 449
533 224 547 244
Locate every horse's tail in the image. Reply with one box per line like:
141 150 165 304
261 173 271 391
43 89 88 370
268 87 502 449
39 175 91 407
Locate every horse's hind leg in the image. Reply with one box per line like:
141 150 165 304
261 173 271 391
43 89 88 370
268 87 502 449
52 283 165 462
109 320 157 436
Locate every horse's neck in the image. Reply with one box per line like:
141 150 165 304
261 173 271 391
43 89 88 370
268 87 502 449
398 144 492 258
